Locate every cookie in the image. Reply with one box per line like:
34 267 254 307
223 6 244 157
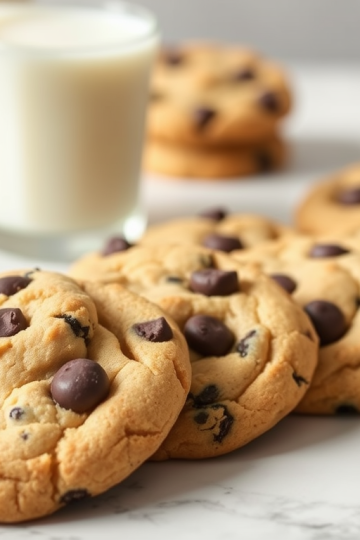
0 269 190 522
143 136 287 178
295 162 360 235
69 244 318 459
139 208 293 251
233 233 360 414
147 41 292 146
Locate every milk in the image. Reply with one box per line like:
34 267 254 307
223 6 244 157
0 2 158 238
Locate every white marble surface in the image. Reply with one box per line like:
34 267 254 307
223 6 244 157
0 64 360 539
3 416 360 540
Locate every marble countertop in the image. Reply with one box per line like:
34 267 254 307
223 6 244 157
3 416 360 540
0 63 360 539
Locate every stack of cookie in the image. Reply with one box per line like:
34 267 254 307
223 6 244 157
144 41 292 179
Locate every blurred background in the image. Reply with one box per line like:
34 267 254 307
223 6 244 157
128 0 360 63
130 0 360 224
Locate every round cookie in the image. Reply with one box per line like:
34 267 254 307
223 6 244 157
148 41 292 146
295 162 360 235
69 244 319 459
139 209 293 251
233 233 360 414
0 269 190 522
143 136 287 179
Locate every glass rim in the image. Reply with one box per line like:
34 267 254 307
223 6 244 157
0 0 159 57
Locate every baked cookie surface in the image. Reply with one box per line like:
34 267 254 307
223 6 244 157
233 233 360 414
148 42 292 146
144 136 286 179
139 209 292 252
295 162 360 235
0 269 190 522
69 244 318 459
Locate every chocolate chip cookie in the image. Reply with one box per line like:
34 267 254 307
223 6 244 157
69 244 318 459
148 41 292 146
139 209 292 251
144 136 287 178
233 233 360 414
0 269 190 522
295 162 360 235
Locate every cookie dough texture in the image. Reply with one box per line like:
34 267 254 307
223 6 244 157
144 136 287 179
295 162 360 235
148 42 292 146
233 233 360 414
70 244 318 459
139 211 292 250
0 269 190 522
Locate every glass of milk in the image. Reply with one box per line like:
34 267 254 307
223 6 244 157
0 0 159 261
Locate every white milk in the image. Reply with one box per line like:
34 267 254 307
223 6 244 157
0 2 158 236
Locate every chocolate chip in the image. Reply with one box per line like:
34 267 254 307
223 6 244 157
184 314 234 356
192 401 233 442
190 269 239 296
0 308 27 337
9 407 25 420
193 107 216 129
198 207 227 221
60 489 90 505
309 244 350 258
212 404 234 443
192 402 234 443
21 432 29 440
337 187 360 205
336 404 359 415
194 411 209 424
303 300 347 346
259 91 280 112
256 149 273 172
51 358 110 414
57 315 90 341
202 233 243 252
236 329 257 357
133 317 173 342
162 49 184 66
270 274 297 294
230 67 256 82
102 236 132 256
0 275 32 296
191 384 220 406
292 372 308 386
165 276 183 283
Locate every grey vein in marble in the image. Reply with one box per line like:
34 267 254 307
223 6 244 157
0 483 359 540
